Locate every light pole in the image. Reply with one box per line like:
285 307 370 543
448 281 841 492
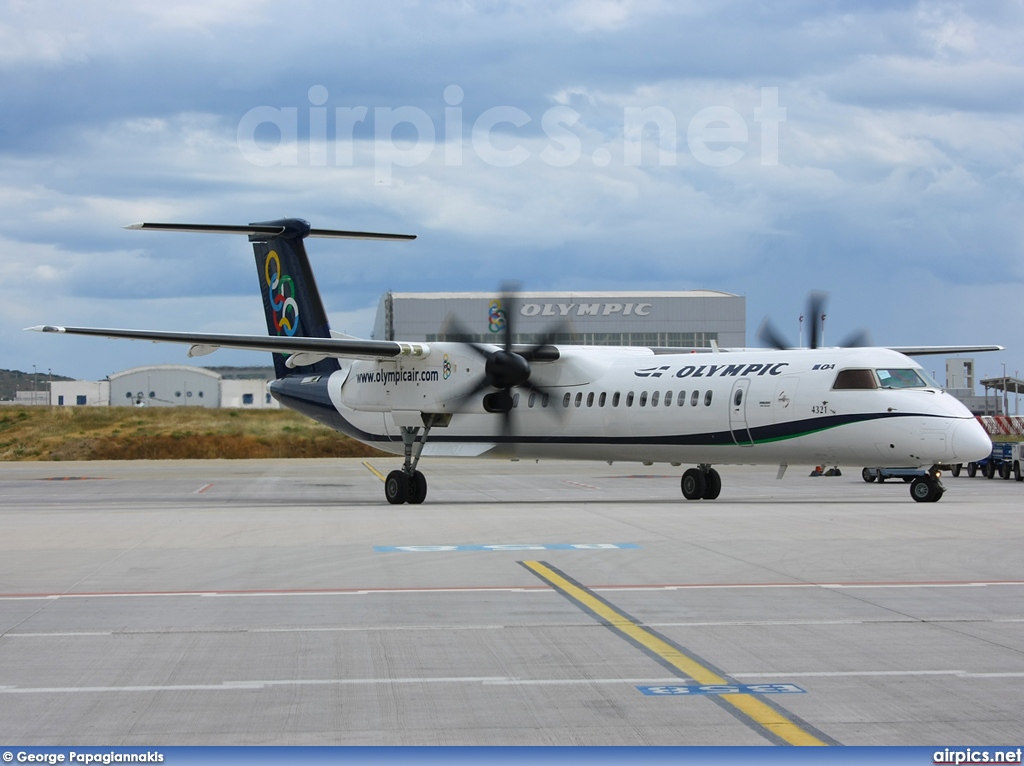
1003 363 1008 416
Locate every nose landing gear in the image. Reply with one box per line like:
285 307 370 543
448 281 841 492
910 470 945 503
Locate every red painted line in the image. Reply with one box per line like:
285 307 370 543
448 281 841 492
194 483 214 494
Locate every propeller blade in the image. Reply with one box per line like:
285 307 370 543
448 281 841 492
520 379 567 424
757 317 791 350
498 281 521 353
807 291 827 349
838 329 873 348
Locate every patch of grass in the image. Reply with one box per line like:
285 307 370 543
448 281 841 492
0 406 389 462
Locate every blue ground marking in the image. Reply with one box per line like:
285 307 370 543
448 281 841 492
375 543 641 553
638 683 806 696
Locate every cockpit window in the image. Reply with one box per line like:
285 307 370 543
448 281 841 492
833 369 878 390
876 368 932 389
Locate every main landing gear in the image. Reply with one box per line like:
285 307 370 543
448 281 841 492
384 420 439 505
681 465 722 500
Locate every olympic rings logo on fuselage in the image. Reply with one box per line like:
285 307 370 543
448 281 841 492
264 250 300 336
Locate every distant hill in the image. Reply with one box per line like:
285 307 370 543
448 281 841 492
0 369 75 402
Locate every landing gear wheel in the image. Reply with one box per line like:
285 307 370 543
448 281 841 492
385 470 409 505
409 471 428 504
702 469 722 499
910 476 943 503
861 468 876 483
950 463 962 478
681 468 707 500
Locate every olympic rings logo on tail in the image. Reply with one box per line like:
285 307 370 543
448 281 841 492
264 250 300 336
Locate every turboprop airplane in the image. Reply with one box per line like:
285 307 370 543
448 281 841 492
29 218 999 505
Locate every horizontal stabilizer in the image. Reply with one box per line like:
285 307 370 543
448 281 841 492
124 222 416 241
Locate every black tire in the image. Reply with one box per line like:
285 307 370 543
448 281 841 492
862 468 876 483
1000 462 1012 480
409 471 428 504
910 476 941 503
702 469 722 500
681 468 706 500
950 463 962 478
1015 461 1022 482
385 470 408 505
984 461 996 479
967 462 977 478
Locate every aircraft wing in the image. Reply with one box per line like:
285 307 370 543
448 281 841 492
26 325 413 363
888 345 1004 356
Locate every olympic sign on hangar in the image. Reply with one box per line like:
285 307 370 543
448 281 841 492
519 302 653 317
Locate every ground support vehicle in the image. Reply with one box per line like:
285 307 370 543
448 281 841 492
861 467 927 483
961 442 1020 480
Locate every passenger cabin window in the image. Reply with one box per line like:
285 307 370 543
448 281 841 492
574 392 583 407
704 390 713 406
626 392 635 407
612 392 621 407
651 391 660 406
587 392 594 407
876 368 932 389
528 392 536 408
599 392 607 407
563 393 571 408
677 391 686 406
690 390 699 406
639 392 648 407
833 369 878 390
664 391 672 406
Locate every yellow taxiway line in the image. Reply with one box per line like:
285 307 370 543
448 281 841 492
521 560 832 747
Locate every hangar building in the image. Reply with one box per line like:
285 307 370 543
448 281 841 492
372 290 746 348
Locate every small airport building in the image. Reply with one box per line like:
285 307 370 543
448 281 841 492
372 290 747 348
50 365 279 409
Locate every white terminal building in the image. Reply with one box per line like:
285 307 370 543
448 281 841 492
373 290 746 348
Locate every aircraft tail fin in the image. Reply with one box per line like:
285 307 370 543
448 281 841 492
249 218 340 379
125 218 416 380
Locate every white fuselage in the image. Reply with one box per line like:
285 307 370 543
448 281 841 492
296 344 992 469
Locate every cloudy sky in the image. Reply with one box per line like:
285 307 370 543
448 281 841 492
3 0 1022 390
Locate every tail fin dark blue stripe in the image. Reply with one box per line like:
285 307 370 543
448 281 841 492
250 218 341 379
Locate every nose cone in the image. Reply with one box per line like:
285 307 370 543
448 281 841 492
951 418 992 463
